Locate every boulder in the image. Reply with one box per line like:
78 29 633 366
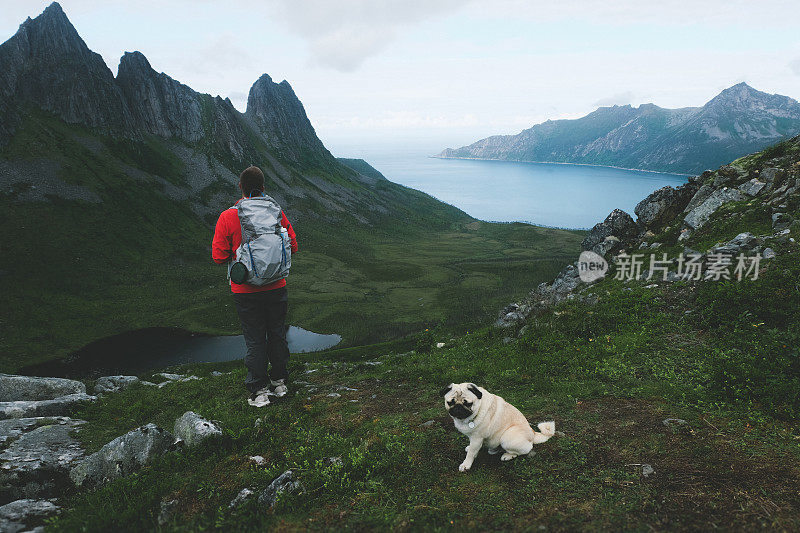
759 167 786 192
738 178 766 197
229 488 255 508
772 213 793 231
0 393 97 420
94 375 140 394
763 247 777 259
683 183 715 213
70 423 176 488
0 499 60 533
581 209 639 251
634 183 697 229
173 412 222 447
0 375 85 402
0 418 85 503
258 470 301 508
683 187 747 230
708 232 763 255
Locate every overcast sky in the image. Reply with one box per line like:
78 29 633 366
3 0 800 154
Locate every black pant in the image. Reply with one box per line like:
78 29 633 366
232 287 290 393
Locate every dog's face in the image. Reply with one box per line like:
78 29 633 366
440 382 483 420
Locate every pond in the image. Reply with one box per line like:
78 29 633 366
21 326 341 379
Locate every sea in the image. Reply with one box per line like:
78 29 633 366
342 147 688 230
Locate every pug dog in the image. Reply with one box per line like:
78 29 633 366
441 382 556 472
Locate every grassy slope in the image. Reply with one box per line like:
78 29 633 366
48 248 800 531
0 112 583 372
45 139 800 531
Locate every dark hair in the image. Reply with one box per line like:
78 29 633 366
239 166 265 197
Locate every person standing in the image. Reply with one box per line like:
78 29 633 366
212 166 298 407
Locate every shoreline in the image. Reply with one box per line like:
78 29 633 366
430 155 693 177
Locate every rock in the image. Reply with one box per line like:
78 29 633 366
592 235 620 257
435 342 445 348
634 184 696 229
210 371 224 377
0 375 85 402
517 325 529 338
258 470 301 508
683 187 748 230
760 167 786 192
763 247 776 259
772 213 792 231
229 488 255 508
94 375 139 394
642 464 655 477
683 183 715 214
738 178 766 196
0 418 85 502
708 232 762 255
0 499 60 533
0 393 97 420
157 498 178 526
173 412 222 447
326 456 343 467
249 455 266 466
326 393 341 399
0 418 45 445
662 418 687 428
155 373 185 381
581 209 639 251
420 420 435 428
70 424 176 488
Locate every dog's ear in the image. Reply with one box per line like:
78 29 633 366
467 384 482 399
439 384 453 397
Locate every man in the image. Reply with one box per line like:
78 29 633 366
212 166 298 407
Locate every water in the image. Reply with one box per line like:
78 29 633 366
22 326 342 378
354 147 688 229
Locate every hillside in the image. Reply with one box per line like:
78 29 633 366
438 83 800 174
7 133 797 532
0 3 583 371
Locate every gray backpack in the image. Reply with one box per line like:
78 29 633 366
228 194 292 285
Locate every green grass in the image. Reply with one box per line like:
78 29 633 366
0 111 583 372
46 248 800 531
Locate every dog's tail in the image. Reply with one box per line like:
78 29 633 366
532 421 556 444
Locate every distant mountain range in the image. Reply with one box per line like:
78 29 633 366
438 83 800 174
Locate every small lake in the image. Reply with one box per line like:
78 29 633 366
22 327 341 379
354 148 688 229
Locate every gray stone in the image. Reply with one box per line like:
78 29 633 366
683 187 747 230
94 375 139 394
229 488 255 508
0 375 85 402
0 393 97 420
420 420 435 428
0 418 85 502
70 423 176 488
642 464 655 477
738 178 766 196
173 411 222 447
759 167 786 191
683 183 715 213
772 212 792 231
258 470 301 508
634 183 696 229
662 418 687 428
708 232 762 255
0 499 59 533
157 498 178 526
581 209 639 251
763 247 777 259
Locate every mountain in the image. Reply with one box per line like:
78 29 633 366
438 83 800 174
0 3 582 370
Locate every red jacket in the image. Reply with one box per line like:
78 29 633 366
212 198 298 293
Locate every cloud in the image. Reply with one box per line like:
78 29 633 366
266 0 472 71
593 91 637 107
790 58 800 76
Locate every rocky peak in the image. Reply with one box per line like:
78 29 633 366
245 74 329 158
0 1 135 140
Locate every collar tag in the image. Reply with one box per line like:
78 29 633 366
468 421 475 429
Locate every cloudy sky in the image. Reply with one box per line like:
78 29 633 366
3 0 800 154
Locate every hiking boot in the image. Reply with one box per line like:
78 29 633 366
248 386 271 407
270 379 288 397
